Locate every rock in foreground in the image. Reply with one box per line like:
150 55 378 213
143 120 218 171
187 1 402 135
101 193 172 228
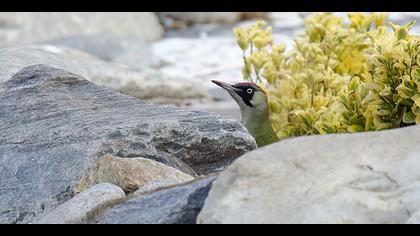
197 126 420 224
100 176 216 224
33 183 126 224
0 65 256 224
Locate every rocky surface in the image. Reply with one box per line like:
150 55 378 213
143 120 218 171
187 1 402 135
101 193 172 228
0 46 89 82
0 12 163 48
46 34 161 70
33 183 126 224
268 12 304 29
151 37 244 90
0 65 256 224
132 179 184 196
407 210 420 224
100 176 216 224
74 154 194 194
197 125 420 224
0 46 212 102
158 12 242 25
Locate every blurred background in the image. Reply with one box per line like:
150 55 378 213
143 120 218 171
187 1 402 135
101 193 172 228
1 12 419 120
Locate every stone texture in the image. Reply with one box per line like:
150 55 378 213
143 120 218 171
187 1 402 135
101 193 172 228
268 12 304 29
151 37 243 90
74 154 194 194
46 34 161 70
132 178 183 196
0 65 256 224
33 183 126 224
100 176 216 224
0 46 212 102
406 210 420 224
0 46 90 82
0 12 163 47
158 12 242 24
197 125 420 224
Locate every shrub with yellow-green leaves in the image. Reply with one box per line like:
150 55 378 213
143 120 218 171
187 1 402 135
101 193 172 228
233 13 419 139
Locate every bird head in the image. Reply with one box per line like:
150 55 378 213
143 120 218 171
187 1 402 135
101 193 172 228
212 80 278 147
211 80 269 115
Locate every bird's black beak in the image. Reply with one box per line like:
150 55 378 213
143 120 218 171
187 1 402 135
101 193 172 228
212 80 254 108
211 80 239 94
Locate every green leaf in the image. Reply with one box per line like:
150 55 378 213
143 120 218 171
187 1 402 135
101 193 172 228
397 28 408 40
403 111 416 124
411 67 420 81
406 21 416 30
397 83 413 99
347 125 365 133
299 114 313 128
389 22 398 33
348 77 360 91
412 95 420 107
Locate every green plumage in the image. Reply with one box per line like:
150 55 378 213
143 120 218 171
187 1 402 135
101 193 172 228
241 107 279 147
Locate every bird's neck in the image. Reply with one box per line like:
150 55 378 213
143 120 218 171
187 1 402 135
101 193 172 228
240 106 278 147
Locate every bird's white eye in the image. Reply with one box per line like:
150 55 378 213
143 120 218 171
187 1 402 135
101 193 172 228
247 88 253 94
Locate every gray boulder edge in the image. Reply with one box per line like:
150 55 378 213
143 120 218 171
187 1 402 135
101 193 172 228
33 183 126 224
100 176 217 224
197 125 420 224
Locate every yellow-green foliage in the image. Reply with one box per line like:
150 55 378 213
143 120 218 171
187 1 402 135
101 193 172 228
233 13 419 139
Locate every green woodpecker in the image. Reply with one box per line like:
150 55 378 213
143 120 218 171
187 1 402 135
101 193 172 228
212 80 279 147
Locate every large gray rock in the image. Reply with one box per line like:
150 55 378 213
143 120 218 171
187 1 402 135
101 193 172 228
0 46 212 102
46 34 161 70
33 183 126 224
0 46 90 82
100 176 216 224
0 12 163 47
197 125 420 224
0 65 256 224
